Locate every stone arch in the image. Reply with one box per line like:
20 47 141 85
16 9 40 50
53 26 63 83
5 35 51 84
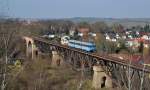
35 50 39 57
27 41 32 54
22 36 37 59
92 65 113 89
28 41 32 47
101 76 107 88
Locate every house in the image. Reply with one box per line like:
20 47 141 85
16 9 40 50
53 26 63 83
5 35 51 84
136 31 139 35
69 30 75 36
111 38 117 42
105 33 110 40
116 33 120 39
127 35 133 39
143 40 150 48
142 35 150 40
89 32 96 37
126 38 150 48
69 27 76 36
42 34 55 39
122 35 127 39
105 33 117 42
78 28 89 36
126 39 139 47
78 33 83 37
125 31 132 35
126 38 144 47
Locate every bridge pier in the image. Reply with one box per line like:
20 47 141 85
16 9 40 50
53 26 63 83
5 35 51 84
92 65 112 89
23 36 38 59
26 41 34 59
51 51 63 67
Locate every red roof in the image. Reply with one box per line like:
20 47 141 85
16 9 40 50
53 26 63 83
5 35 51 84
143 56 150 64
131 55 142 63
127 38 150 44
144 40 150 44
128 38 145 42
139 32 150 36
109 54 142 63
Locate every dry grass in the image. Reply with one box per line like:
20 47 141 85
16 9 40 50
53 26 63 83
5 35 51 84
7 58 80 90
7 57 117 90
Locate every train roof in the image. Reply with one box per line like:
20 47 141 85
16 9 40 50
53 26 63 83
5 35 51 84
69 40 95 46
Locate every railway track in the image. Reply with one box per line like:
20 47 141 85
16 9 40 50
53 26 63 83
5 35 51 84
31 36 150 73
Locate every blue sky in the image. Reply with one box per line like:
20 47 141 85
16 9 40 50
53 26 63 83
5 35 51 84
5 0 150 18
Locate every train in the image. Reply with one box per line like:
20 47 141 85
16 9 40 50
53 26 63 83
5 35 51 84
61 36 96 52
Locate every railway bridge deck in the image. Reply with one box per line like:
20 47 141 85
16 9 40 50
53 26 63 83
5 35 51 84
23 36 150 90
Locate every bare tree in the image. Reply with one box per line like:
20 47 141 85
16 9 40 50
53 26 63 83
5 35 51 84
0 20 18 90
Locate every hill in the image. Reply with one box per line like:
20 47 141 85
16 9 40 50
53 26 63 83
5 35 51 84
63 17 150 27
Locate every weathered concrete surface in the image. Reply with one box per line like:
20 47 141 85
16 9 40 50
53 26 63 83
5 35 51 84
23 36 38 59
92 65 113 89
51 51 64 67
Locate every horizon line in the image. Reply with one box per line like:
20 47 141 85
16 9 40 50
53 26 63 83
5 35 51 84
3 16 150 20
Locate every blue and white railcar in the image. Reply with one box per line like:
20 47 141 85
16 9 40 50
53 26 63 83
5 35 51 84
68 40 96 52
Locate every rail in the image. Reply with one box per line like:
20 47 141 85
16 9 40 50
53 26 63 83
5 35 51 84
30 36 150 73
